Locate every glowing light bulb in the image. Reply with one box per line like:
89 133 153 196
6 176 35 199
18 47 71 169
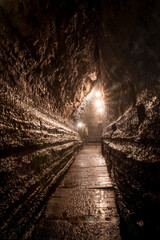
77 122 83 128
95 91 101 97
95 100 102 107
98 108 104 113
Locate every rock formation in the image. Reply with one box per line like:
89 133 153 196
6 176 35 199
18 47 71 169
0 0 160 239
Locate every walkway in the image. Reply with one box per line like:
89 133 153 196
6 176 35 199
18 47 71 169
33 145 121 240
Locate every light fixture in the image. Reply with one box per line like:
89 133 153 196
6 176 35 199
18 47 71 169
77 122 83 128
98 108 104 113
95 91 101 97
95 100 102 107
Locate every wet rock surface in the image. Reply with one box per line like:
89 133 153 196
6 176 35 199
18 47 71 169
0 0 160 239
0 0 98 119
33 145 121 240
0 1 98 239
97 0 160 123
0 90 82 240
102 90 160 240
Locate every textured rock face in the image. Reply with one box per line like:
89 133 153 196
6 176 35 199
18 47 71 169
98 1 160 239
0 0 98 239
102 90 160 239
0 88 83 239
0 0 98 118
0 0 160 239
98 0 160 123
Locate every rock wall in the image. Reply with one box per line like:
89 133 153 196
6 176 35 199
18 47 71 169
0 0 98 118
0 87 82 239
97 0 160 123
98 1 160 239
102 90 160 239
1 0 160 239
0 1 98 239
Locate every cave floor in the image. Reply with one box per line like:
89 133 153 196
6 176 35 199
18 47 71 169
33 144 121 240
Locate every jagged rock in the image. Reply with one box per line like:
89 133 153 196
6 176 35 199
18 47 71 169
0 0 160 239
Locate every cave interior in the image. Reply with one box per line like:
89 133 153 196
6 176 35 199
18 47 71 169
0 0 160 239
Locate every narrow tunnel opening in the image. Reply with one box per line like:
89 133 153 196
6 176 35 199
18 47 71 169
73 82 106 143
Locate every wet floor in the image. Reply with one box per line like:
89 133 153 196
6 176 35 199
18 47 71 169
33 145 121 240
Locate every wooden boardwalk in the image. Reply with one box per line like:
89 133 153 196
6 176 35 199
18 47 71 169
33 145 121 240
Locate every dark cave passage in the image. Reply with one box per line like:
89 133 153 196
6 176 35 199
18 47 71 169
0 0 160 240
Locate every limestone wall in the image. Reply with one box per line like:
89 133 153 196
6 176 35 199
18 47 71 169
102 90 160 239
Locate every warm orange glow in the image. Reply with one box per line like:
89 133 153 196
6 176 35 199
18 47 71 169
95 100 102 107
77 122 83 128
95 91 101 97
98 108 104 113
